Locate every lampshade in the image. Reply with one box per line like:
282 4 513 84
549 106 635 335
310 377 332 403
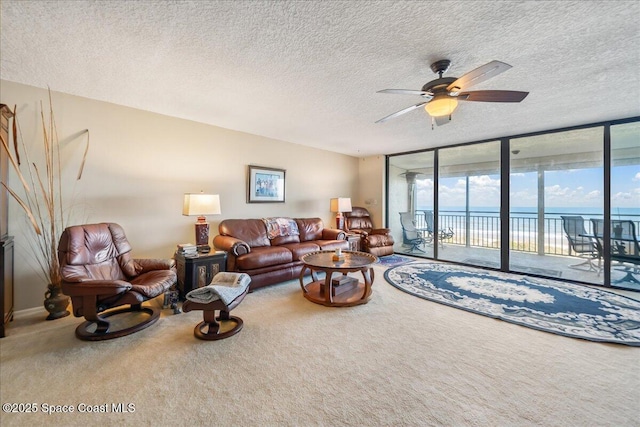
424 94 458 117
183 193 221 217
330 197 352 213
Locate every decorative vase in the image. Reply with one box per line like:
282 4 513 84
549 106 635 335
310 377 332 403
44 285 70 320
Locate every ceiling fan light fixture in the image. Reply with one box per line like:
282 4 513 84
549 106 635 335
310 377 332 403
425 94 458 117
376 60 527 124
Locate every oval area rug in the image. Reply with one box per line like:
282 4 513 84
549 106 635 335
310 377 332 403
384 262 640 346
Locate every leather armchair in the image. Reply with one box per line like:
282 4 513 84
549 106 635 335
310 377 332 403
345 207 395 256
58 223 176 341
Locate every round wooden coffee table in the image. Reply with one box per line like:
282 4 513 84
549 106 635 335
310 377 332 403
299 250 378 307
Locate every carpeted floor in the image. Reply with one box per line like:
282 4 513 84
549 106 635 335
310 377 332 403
1 263 638 426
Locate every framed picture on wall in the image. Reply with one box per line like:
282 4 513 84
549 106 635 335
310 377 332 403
247 165 286 203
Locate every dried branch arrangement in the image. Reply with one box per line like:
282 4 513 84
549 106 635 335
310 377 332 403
0 90 89 289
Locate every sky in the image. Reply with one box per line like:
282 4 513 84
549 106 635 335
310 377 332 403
415 164 639 211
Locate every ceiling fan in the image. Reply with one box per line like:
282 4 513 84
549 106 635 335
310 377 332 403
375 59 528 127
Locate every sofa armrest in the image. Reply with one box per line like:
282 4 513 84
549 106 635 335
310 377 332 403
322 228 346 240
350 229 369 237
135 258 176 273
62 280 132 297
213 235 251 256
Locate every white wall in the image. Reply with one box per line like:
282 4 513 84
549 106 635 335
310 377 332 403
2 81 360 310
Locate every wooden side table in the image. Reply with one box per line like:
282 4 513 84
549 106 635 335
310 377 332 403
174 251 227 300
346 233 362 252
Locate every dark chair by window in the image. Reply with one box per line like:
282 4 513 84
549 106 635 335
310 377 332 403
399 212 425 253
422 210 454 247
58 223 177 341
344 206 395 256
592 219 640 284
560 215 601 272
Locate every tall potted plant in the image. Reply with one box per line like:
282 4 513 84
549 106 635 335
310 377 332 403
0 90 89 320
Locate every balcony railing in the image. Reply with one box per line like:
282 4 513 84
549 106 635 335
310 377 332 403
412 210 640 256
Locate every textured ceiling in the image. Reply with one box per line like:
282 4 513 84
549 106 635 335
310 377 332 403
1 0 639 157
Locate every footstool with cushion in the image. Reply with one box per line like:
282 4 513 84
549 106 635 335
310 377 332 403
182 272 251 340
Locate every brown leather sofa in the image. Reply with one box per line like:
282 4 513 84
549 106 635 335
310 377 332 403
213 217 349 290
345 207 395 257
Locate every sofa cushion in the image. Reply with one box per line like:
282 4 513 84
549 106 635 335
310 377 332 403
236 246 293 270
281 242 321 261
296 218 324 241
219 219 270 247
271 234 301 246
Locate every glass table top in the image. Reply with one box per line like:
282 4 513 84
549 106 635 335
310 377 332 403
301 250 378 269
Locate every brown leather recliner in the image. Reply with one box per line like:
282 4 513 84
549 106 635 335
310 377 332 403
345 207 395 257
58 223 177 341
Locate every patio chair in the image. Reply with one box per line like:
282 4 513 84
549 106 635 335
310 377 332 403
560 215 601 272
399 212 425 253
591 219 640 284
422 210 454 247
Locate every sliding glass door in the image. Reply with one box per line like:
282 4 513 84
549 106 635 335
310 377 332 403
610 122 640 290
509 128 604 284
388 152 434 258
385 117 638 289
438 141 501 266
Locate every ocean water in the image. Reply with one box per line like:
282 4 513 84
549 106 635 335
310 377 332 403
414 206 640 249
433 206 640 219
429 206 640 222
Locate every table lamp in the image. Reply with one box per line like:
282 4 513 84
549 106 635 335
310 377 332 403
183 193 221 253
330 197 352 230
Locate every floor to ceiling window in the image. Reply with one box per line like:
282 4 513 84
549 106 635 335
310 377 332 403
388 151 434 258
509 127 604 285
438 141 501 267
610 122 640 290
385 117 639 289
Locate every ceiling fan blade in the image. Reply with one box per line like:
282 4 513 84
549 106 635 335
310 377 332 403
377 89 433 97
457 90 529 102
447 60 512 93
375 102 427 123
434 115 451 127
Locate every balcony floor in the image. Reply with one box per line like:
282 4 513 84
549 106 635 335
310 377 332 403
393 242 640 293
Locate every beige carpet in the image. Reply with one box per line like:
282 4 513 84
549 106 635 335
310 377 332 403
1 263 639 426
